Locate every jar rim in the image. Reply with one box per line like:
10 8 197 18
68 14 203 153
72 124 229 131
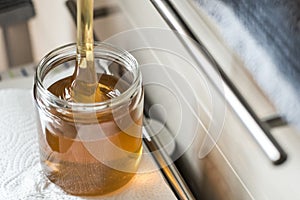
34 42 141 111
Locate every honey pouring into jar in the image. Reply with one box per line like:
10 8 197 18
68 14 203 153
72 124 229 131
34 0 144 196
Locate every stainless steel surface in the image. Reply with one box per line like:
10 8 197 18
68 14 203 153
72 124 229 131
149 0 286 165
90 0 300 199
143 118 195 200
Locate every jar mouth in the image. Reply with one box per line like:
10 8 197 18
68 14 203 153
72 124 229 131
34 42 141 111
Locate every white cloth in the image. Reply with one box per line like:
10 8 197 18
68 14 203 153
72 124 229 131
0 89 176 200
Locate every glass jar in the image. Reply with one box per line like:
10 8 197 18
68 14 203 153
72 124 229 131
33 42 144 196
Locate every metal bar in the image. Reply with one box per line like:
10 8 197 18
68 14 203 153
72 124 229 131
143 118 195 200
262 115 288 129
149 0 287 165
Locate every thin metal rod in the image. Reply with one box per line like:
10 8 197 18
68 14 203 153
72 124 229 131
143 118 195 200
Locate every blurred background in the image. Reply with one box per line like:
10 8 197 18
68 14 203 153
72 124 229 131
0 0 75 71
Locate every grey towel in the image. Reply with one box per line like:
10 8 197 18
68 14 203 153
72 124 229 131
195 0 300 130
